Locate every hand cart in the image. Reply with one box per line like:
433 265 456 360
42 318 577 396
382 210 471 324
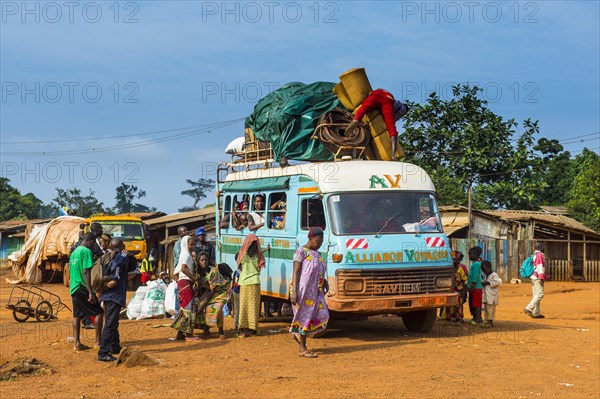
5 285 71 322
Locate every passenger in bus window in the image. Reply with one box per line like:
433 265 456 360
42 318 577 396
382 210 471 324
270 194 287 229
248 194 266 231
233 201 249 230
220 200 239 229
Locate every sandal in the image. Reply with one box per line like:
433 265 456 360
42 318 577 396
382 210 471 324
297 350 318 358
219 334 226 340
185 336 201 342
74 344 91 352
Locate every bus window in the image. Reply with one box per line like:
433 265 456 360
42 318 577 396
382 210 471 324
219 195 232 229
248 194 267 231
301 198 326 230
328 192 442 235
268 192 287 229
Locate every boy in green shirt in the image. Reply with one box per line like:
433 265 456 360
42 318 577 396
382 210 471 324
467 247 483 325
70 232 104 351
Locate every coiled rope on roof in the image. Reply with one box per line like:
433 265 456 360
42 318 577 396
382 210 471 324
313 108 370 158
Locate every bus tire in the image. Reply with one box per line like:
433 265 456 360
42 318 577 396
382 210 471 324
63 263 70 287
401 309 437 333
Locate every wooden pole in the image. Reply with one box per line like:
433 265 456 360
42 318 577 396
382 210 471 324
583 234 587 281
567 231 572 281
468 183 473 239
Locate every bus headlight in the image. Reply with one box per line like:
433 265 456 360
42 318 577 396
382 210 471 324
344 279 364 293
332 254 343 263
435 277 453 288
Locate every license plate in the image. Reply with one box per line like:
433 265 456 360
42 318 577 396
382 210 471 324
417 296 446 307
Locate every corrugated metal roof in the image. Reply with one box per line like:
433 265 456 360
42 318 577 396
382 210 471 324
480 210 598 235
114 212 166 220
540 206 568 214
438 206 599 237
0 218 53 232
443 225 468 236
145 208 215 228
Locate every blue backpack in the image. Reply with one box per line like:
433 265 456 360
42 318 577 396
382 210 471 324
519 255 535 278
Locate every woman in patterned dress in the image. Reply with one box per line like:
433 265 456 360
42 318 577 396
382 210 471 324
195 259 232 340
290 227 330 358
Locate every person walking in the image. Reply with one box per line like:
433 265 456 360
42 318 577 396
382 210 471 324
290 227 330 358
236 234 265 337
98 238 137 362
69 232 104 351
524 242 547 319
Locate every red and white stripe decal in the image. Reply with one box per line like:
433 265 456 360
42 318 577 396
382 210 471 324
425 237 445 247
346 238 369 249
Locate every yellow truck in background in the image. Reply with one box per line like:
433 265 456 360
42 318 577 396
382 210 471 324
63 215 147 286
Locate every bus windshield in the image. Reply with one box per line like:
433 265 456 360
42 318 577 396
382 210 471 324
327 192 443 235
96 221 145 241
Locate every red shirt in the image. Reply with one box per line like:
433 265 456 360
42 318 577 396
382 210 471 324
353 89 399 137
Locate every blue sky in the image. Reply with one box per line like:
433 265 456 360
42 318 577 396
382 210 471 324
1 0 599 213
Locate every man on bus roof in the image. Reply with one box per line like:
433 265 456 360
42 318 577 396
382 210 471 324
346 89 409 160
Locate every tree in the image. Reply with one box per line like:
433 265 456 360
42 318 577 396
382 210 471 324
567 150 600 231
180 178 216 212
401 85 549 209
0 178 56 220
113 183 155 214
52 187 105 218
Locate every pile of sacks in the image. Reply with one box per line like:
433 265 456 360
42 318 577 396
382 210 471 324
126 280 178 320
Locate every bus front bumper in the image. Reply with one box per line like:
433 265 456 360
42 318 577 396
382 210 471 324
326 292 459 315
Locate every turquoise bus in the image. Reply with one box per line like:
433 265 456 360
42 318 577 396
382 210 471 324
216 159 458 332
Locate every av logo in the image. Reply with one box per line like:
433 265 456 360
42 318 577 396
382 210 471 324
369 174 401 189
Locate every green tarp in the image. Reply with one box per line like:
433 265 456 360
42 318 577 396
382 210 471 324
221 176 290 192
244 82 344 162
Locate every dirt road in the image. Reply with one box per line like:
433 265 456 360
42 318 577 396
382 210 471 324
1 270 598 398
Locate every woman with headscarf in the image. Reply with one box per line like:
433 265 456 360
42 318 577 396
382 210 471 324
290 227 330 358
236 234 265 337
195 252 232 340
170 235 200 341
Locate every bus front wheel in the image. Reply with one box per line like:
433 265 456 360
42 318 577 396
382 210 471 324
401 309 437 333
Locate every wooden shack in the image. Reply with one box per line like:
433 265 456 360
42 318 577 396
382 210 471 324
440 206 600 282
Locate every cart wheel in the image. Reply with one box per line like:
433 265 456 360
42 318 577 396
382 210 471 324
12 300 31 323
35 301 53 322
63 263 70 287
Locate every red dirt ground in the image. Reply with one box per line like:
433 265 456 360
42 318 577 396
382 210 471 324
1 270 598 398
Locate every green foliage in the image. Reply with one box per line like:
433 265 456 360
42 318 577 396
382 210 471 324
180 178 216 212
113 183 155 214
567 151 600 232
0 178 56 220
402 85 553 209
52 187 105 218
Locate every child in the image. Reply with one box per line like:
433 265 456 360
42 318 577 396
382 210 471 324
444 251 468 322
467 247 483 326
481 261 502 327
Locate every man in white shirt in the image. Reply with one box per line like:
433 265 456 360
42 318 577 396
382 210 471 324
248 194 266 231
